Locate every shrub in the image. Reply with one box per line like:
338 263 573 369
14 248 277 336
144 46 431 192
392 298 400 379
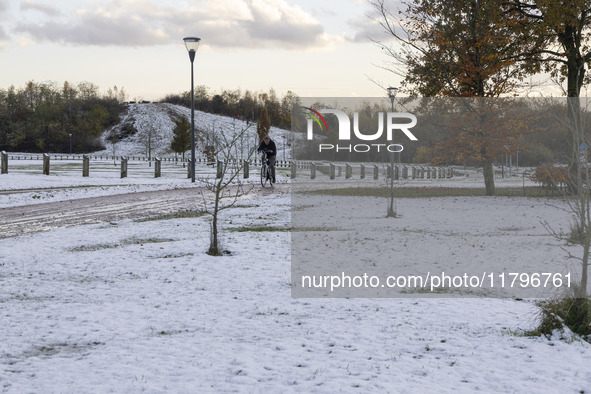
530 164 569 193
568 221 586 245
532 292 591 340
413 146 431 164
519 145 554 167
203 145 215 163
106 122 137 142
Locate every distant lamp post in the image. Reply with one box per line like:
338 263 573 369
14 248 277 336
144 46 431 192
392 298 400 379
387 87 399 162
184 36 201 183
69 133 72 154
386 86 399 217
387 86 398 112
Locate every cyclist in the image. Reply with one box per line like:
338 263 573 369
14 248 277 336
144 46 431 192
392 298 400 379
257 135 277 183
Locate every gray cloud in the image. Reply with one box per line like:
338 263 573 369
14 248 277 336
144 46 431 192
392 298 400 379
16 13 171 46
347 17 389 43
14 0 338 49
20 0 61 17
238 2 327 48
346 0 406 44
0 0 9 47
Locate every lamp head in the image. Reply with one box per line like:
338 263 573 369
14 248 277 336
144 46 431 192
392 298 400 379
183 37 201 53
387 86 398 99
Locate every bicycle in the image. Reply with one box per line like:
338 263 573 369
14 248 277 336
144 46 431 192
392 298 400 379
260 150 274 187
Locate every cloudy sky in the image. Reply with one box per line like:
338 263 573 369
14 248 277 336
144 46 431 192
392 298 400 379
0 0 402 100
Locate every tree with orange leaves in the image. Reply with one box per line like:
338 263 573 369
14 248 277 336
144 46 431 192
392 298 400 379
371 0 540 195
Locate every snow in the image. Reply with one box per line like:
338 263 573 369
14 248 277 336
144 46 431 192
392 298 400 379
292 192 582 298
0 160 291 209
98 103 293 161
0 158 534 209
1 181 591 391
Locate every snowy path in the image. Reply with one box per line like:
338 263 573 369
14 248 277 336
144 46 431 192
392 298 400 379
0 185 289 239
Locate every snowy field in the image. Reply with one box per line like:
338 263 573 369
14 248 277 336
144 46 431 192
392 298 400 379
1 181 591 392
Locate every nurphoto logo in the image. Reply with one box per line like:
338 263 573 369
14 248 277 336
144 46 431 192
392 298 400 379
302 107 418 153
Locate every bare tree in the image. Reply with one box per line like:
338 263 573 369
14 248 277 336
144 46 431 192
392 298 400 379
536 95 591 336
555 97 590 299
109 127 117 166
199 123 255 256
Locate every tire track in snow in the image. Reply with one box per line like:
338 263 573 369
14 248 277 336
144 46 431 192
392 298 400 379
0 185 289 239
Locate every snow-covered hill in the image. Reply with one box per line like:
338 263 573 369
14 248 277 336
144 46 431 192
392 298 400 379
99 103 293 161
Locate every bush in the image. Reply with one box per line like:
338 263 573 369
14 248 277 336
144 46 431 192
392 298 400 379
413 146 431 164
532 292 591 340
203 146 215 163
530 164 569 193
568 221 586 245
106 122 137 142
519 145 554 167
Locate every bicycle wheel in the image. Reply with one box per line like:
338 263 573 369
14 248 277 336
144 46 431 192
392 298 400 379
260 164 267 187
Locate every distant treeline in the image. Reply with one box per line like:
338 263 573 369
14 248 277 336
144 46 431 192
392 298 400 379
0 81 126 153
161 87 301 130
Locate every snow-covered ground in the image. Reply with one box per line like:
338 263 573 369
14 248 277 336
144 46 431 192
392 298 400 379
1 102 587 392
0 160 533 209
0 160 291 209
1 190 591 392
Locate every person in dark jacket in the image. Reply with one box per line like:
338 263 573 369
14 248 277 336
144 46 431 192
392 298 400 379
257 135 277 183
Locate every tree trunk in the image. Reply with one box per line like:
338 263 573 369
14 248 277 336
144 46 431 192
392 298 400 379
483 160 495 196
211 190 219 254
565 44 585 98
580 235 589 298
387 152 396 217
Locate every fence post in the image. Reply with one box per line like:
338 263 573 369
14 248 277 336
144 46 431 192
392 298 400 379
83 155 89 177
346 164 352 179
291 161 297 179
330 163 335 180
216 160 223 179
121 156 128 178
243 160 249 179
360 164 365 179
394 165 400 180
1 151 7 174
447 167 452 178
402 166 408 180
43 153 50 175
373 165 379 180
311 162 316 179
155 157 161 178
412 166 416 179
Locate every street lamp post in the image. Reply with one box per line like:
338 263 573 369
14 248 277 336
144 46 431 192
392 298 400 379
387 86 398 217
69 133 72 154
387 87 399 163
184 36 201 183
